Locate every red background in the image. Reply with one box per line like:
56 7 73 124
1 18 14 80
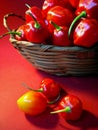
0 0 98 130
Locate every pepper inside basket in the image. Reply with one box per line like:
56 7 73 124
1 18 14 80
3 13 98 76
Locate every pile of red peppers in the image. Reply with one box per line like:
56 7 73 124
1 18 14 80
6 0 98 48
10 0 98 48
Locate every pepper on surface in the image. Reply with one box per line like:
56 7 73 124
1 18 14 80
50 95 83 121
51 21 72 46
47 6 74 26
22 78 61 102
73 18 98 48
17 91 48 116
39 78 61 101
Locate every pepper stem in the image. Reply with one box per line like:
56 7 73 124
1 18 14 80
22 82 44 92
68 11 87 38
0 31 21 39
25 3 31 9
50 106 71 114
50 21 61 31
26 12 41 29
48 93 61 104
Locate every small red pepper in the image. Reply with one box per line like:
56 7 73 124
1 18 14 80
73 18 98 48
68 0 98 37
47 6 74 26
76 0 98 20
51 21 72 46
17 91 47 116
25 4 44 23
42 0 72 18
0 24 26 41
25 12 49 43
50 94 83 121
39 78 61 101
15 24 27 41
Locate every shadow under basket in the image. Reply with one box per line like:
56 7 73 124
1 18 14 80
4 13 98 76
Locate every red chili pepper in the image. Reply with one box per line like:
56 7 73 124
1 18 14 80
50 94 83 121
68 0 98 37
47 6 74 27
76 0 98 20
0 24 26 41
25 12 49 43
42 0 72 18
25 4 44 23
69 0 79 8
15 24 27 41
17 91 47 116
39 78 61 101
51 21 72 46
73 18 98 47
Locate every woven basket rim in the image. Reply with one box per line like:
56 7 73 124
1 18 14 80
10 36 98 52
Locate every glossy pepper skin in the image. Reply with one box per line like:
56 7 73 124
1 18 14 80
76 0 98 20
42 0 72 18
51 95 83 121
25 19 49 43
47 6 74 26
17 91 47 116
73 18 98 48
68 0 98 38
25 5 44 23
40 78 61 101
51 21 72 46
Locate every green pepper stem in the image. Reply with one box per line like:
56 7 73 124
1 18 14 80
68 11 87 38
0 31 21 39
26 12 41 29
50 106 71 114
50 21 61 31
22 82 44 92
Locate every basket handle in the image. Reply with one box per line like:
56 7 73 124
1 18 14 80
3 13 25 32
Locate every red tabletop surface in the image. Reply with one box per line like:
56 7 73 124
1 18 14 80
0 0 98 130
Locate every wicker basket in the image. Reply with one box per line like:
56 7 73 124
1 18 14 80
3 13 98 76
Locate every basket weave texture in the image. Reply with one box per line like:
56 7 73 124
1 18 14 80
4 13 98 76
